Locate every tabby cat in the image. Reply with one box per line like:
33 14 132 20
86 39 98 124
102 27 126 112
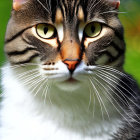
0 0 140 140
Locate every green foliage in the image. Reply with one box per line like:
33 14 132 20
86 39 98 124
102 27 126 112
124 42 140 84
0 0 11 66
0 0 140 84
119 0 140 84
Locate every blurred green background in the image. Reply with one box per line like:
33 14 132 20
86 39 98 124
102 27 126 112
0 0 140 83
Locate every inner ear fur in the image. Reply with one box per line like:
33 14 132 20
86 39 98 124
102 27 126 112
13 0 27 11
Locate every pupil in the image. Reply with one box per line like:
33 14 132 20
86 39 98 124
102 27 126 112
91 25 95 33
44 27 48 34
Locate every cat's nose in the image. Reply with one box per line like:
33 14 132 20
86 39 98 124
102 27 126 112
63 59 80 74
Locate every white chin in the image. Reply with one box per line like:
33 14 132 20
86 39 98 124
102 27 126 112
55 79 82 91
53 72 89 92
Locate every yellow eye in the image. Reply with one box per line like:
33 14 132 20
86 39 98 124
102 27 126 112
36 24 56 39
84 22 102 38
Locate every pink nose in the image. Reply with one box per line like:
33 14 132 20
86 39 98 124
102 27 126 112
63 60 79 73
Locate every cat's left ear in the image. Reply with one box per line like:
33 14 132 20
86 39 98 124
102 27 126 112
13 0 27 11
108 0 120 9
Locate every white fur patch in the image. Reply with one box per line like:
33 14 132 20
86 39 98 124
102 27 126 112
56 24 64 42
78 28 84 42
0 63 122 140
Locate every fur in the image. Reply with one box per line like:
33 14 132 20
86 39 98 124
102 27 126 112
1 0 140 139
0 62 121 140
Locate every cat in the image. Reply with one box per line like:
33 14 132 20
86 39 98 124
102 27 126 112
0 0 140 140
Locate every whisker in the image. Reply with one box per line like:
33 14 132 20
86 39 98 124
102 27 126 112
90 0 102 12
46 0 52 14
106 84 129 107
29 76 45 95
34 77 47 97
47 81 54 105
0 71 42 99
96 71 137 100
27 75 43 89
96 65 134 83
89 0 108 13
95 72 140 111
92 76 135 127
90 76 110 120
99 11 127 15
42 79 49 105
18 71 40 83
94 75 139 126
92 93 96 118
89 77 105 120
87 84 92 111
37 0 50 14
0 68 39 83
1 63 40 70
22 73 41 86
128 106 140 122
98 69 137 96
88 0 96 12
87 81 96 117
93 72 130 107
15 68 39 79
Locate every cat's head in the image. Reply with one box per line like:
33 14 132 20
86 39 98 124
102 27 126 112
5 0 125 89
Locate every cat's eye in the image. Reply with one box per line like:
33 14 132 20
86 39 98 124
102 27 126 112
36 24 56 39
84 22 102 38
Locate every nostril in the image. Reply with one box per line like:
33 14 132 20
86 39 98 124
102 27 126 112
63 59 80 74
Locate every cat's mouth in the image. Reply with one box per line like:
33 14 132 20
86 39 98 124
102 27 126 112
55 76 82 91
65 77 79 83
40 61 89 84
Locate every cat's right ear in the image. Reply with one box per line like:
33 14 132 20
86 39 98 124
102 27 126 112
13 0 27 11
108 0 120 9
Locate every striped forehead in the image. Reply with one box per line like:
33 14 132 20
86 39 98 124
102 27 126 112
55 0 84 22
55 7 84 22
55 3 84 42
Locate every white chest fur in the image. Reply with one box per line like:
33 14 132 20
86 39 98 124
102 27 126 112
0 65 121 140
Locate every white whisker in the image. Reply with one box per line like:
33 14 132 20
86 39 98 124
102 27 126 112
89 77 105 120
90 76 110 120
47 81 53 105
96 65 134 83
97 72 140 109
92 76 135 127
42 79 49 105
37 0 50 13
96 71 137 100
88 0 96 12
98 69 137 96
15 68 39 79
1 63 40 70
87 85 92 111
29 77 45 96
22 74 42 87
99 11 126 15
92 93 96 118
93 72 140 124
34 77 47 97
95 72 140 110
89 0 102 12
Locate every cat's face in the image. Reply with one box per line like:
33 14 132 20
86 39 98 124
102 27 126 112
5 0 125 89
